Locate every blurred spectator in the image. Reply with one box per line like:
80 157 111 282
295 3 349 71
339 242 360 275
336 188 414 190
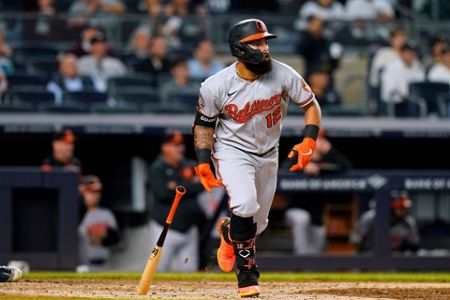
135 0 164 15
161 57 199 103
68 0 126 38
42 128 82 174
0 30 13 58
297 16 343 84
132 35 170 77
423 37 446 71
47 54 96 105
295 0 345 31
69 26 115 58
147 132 204 271
23 0 73 41
123 29 151 66
0 69 7 101
428 46 450 85
308 68 342 106
187 39 224 81
37 0 56 15
157 0 208 49
78 175 120 270
78 31 127 92
346 0 394 22
69 0 126 20
369 27 407 89
381 43 425 115
351 190 420 252
134 0 170 39
0 29 14 75
283 131 351 255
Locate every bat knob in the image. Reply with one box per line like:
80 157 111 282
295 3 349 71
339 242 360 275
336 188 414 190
176 185 186 195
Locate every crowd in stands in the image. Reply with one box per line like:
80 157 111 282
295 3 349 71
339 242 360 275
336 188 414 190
0 0 449 117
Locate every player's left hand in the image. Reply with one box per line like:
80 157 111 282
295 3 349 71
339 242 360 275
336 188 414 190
288 137 316 172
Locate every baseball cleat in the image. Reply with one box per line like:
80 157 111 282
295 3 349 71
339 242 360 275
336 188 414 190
238 285 260 298
0 266 22 282
217 216 235 272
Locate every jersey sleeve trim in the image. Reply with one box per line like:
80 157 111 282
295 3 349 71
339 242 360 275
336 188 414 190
296 93 315 108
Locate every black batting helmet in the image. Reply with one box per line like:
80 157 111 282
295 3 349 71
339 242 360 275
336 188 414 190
228 19 277 65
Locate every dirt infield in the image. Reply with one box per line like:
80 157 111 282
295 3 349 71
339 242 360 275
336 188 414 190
1 278 450 300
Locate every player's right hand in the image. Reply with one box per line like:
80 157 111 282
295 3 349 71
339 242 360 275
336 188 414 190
194 163 223 193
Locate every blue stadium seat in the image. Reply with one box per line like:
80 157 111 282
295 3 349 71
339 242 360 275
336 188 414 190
9 90 55 110
64 91 109 107
13 45 59 63
107 74 156 96
165 90 198 111
409 82 450 118
115 87 161 108
28 60 60 77
39 101 89 113
7 74 48 87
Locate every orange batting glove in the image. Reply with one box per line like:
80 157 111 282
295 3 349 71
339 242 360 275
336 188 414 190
194 163 223 193
288 137 317 172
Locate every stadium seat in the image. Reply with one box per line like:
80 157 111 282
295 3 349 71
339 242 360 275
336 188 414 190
0 102 34 112
90 101 140 114
12 45 59 62
7 73 48 87
9 90 55 110
38 100 89 113
164 89 198 111
115 87 161 108
64 91 109 107
28 60 60 77
107 74 156 96
409 82 450 118
142 103 191 114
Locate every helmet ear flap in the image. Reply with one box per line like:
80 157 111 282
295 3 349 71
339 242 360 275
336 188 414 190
230 40 264 64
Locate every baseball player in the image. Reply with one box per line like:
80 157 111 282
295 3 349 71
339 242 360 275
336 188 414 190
193 19 321 297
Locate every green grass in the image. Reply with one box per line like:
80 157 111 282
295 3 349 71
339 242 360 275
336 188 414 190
24 272 450 282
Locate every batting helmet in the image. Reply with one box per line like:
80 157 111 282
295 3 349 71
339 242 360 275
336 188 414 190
228 19 277 64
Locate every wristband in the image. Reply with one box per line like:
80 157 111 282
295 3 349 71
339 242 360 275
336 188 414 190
304 124 320 141
195 148 212 164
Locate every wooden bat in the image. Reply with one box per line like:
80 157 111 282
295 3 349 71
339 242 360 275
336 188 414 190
136 185 186 295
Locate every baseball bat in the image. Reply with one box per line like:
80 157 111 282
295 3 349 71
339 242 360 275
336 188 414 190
136 185 187 295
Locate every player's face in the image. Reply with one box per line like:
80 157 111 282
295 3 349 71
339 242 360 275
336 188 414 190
53 140 74 162
83 190 101 208
247 39 270 62
162 143 185 163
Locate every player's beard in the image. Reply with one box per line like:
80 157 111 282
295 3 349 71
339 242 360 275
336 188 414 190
245 53 272 75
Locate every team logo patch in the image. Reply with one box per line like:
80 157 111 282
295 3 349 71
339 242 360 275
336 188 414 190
239 250 251 258
255 21 266 33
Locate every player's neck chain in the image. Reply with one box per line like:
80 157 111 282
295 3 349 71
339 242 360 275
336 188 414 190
236 62 259 81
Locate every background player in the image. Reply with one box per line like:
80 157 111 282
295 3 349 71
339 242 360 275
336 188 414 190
193 19 321 298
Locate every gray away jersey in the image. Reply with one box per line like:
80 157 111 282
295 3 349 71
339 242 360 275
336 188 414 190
198 60 315 154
